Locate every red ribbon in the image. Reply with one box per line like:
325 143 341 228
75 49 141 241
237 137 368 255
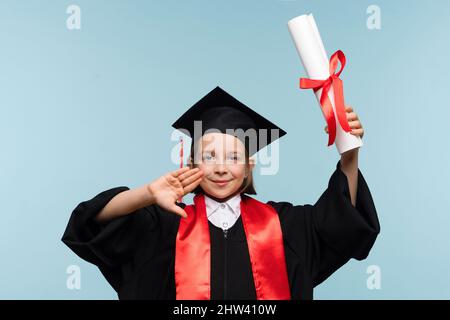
300 50 352 146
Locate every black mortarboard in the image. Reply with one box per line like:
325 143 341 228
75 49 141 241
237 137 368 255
172 86 287 156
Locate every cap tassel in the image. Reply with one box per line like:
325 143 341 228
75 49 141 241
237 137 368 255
178 137 184 203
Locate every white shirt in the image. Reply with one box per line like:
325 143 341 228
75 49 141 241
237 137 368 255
205 193 242 231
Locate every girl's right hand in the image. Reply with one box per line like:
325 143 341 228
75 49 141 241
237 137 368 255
147 167 204 218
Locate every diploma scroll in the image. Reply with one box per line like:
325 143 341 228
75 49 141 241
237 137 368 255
288 14 363 154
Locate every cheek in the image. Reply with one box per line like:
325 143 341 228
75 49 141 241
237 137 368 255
229 165 246 181
199 178 210 192
198 165 211 186
198 163 211 174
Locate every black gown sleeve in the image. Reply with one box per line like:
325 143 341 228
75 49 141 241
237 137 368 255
268 160 380 288
60 186 161 293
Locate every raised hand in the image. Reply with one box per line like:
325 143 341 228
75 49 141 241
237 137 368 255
324 105 364 138
147 167 204 218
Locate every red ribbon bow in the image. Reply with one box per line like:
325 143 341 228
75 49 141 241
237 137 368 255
300 50 352 146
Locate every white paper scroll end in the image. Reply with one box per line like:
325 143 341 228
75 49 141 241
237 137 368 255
288 13 363 155
335 122 363 155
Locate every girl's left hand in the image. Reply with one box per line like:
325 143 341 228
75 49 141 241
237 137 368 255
324 105 364 139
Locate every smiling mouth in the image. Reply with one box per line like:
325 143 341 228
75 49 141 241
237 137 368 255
211 179 231 186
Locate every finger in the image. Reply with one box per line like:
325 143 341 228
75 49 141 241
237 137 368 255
350 128 364 137
171 166 190 178
181 170 204 187
345 105 353 112
346 112 358 121
171 205 188 218
178 167 200 181
324 126 328 133
183 176 204 194
348 120 361 129
164 174 179 187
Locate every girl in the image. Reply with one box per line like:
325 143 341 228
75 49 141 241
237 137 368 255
62 86 379 300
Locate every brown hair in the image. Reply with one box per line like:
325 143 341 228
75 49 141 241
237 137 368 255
188 141 256 195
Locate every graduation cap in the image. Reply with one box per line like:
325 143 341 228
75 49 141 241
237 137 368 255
172 86 287 157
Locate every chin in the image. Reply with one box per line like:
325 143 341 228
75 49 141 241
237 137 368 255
203 186 238 200
208 190 231 199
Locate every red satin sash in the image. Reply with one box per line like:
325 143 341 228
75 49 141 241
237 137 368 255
175 193 291 300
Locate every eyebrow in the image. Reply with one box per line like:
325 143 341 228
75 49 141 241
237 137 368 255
201 150 242 155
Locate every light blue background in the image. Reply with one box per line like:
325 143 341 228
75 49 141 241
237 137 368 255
1 0 449 299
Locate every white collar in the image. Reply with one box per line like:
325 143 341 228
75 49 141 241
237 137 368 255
204 193 242 218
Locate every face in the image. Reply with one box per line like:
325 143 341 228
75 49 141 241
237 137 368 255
192 132 251 201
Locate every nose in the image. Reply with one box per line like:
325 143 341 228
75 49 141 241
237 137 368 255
213 162 228 175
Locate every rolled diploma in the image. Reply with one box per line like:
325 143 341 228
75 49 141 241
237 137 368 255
287 14 362 154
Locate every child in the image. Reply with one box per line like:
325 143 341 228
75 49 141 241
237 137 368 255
61 86 380 300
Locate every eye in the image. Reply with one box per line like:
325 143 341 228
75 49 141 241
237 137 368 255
227 154 242 162
203 154 215 161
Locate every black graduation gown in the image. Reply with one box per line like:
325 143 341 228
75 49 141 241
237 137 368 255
61 160 380 300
